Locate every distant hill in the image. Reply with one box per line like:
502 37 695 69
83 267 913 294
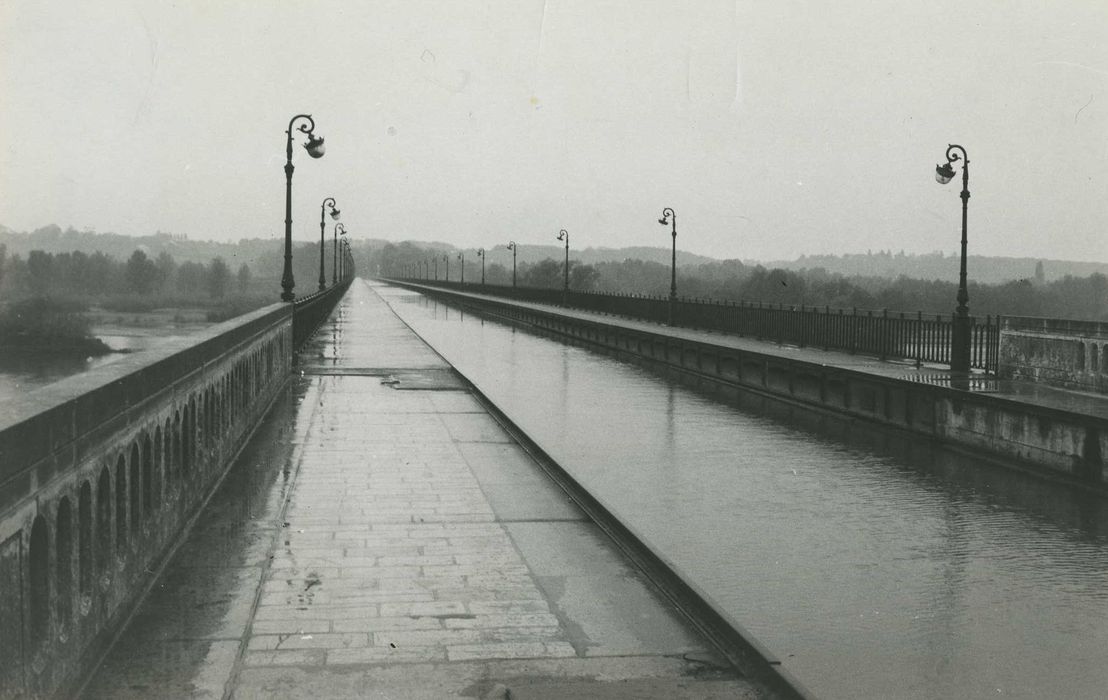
4 225 1105 286
763 251 1108 284
0 224 270 267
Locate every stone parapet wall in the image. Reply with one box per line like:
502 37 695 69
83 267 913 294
1000 316 1108 394
0 303 293 699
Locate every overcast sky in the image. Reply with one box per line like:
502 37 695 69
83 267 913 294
1 0 1105 262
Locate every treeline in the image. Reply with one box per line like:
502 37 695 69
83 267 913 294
592 259 1108 321
773 250 1108 285
0 246 259 308
669 261 1108 320
380 241 1107 321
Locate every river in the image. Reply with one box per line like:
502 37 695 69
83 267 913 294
0 323 210 400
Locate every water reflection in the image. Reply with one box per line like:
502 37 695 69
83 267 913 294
384 288 1108 700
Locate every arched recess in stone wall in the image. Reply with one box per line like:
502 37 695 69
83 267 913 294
128 443 141 539
142 435 153 519
78 481 93 597
153 427 163 509
55 497 73 629
29 514 49 646
96 467 111 579
114 455 127 549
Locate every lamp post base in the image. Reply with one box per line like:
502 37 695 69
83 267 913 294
950 311 972 374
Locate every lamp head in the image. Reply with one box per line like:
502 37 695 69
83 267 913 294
658 216 669 226
935 162 955 185
557 230 566 241
329 206 341 220
507 241 516 250
304 134 326 158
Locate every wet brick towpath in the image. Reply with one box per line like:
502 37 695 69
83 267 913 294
81 280 760 699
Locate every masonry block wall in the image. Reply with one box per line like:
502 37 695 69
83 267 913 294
0 303 294 698
1000 317 1108 394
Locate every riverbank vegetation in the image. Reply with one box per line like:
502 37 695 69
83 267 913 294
0 297 112 355
0 247 273 322
0 246 280 356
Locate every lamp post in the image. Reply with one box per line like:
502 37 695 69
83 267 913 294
341 239 352 281
556 229 569 306
444 254 450 282
477 248 486 285
281 114 326 301
658 207 677 324
935 144 971 373
507 241 518 288
433 257 438 280
318 198 340 290
458 252 465 284
333 223 346 285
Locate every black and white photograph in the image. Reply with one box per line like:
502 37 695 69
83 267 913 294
1 1 1106 698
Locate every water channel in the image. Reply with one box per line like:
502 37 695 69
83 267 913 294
380 285 1108 700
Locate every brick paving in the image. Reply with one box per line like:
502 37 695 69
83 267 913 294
244 389 578 669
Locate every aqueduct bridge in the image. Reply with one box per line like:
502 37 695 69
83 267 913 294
2 279 1106 699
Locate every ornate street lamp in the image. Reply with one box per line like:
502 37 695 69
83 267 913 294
444 254 450 282
319 198 340 290
433 257 438 280
281 114 326 301
333 222 346 285
458 252 465 284
507 241 518 288
341 238 352 280
477 248 486 285
658 207 677 324
935 144 971 373
556 229 569 306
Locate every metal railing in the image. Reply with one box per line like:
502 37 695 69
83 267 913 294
394 279 1001 373
292 278 352 348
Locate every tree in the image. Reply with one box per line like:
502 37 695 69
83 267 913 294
521 258 562 288
176 261 207 295
569 262 600 291
237 263 252 293
125 250 158 294
208 257 231 298
484 263 511 285
155 252 177 293
27 250 54 296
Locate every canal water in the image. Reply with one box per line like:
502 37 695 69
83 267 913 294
379 286 1108 700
